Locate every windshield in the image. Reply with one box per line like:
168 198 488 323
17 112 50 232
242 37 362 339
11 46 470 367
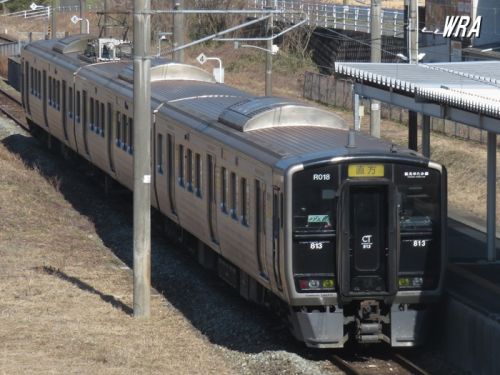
397 169 440 233
292 166 338 234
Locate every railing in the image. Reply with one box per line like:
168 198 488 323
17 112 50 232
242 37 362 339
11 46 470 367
1 1 405 38
2 6 52 20
251 0 405 38
0 4 102 20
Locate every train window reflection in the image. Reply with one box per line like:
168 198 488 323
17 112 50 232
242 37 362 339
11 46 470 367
399 185 439 232
293 187 337 233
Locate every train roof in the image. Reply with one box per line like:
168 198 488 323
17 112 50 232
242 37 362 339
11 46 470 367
24 36 425 170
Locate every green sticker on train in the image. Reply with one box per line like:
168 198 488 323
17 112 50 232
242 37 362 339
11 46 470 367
308 215 330 223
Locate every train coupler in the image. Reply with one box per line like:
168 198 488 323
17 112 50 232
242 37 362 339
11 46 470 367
355 300 389 344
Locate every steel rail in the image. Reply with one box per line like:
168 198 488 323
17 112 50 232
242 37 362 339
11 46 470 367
331 354 362 375
331 351 431 375
393 353 431 375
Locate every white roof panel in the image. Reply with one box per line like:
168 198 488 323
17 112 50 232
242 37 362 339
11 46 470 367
335 61 500 119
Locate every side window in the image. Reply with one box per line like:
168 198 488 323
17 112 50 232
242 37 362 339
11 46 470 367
68 87 73 118
195 153 201 197
121 113 127 149
95 99 100 132
187 148 193 191
37 71 41 98
90 98 94 129
178 144 185 187
230 172 237 220
116 111 121 146
56 80 60 110
48 77 52 106
157 133 163 174
128 117 133 153
76 91 81 122
100 102 105 136
240 177 248 226
30 67 33 94
221 167 228 213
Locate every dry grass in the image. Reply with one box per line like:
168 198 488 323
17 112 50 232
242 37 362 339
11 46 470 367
1 11 101 38
0 125 234 374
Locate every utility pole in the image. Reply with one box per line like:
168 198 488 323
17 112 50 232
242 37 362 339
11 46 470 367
265 0 273 96
133 0 152 318
79 0 86 34
103 0 108 37
407 0 419 151
370 0 381 138
173 0 184 63
51 0 58 39
409 0 418 64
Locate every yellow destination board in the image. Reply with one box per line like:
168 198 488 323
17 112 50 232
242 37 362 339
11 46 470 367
348 164 384 178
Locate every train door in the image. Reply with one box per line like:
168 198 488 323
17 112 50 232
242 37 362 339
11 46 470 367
42 70 48 127
207 153 219 244
82 90 89 155
255 179 268 279
272 187 283 290
338 182 397 300
107 102 115 172
62 80 68 141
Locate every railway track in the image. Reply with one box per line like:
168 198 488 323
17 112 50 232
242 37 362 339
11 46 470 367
331 352 431 375
0 78 451 375
0 83 28 130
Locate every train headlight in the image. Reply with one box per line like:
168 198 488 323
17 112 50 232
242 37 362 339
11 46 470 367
308 280 320 289
398 277 410 287
398 276 426 289
322 279 335 289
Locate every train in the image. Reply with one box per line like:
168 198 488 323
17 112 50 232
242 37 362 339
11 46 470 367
19 35 447 348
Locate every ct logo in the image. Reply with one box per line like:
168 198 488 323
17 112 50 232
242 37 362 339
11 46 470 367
361 234 373 250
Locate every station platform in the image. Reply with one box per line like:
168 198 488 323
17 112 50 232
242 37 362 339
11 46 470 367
443 216 500 375
447 216 500 315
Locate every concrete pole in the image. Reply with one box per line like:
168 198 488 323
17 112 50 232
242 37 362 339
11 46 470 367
353 89 360 131
80 0 86 34
408 111 418 151
51 0 58 39
370 0 381 138
104 0 108 37
422 114 430 157
133 0 152 318
487 132 497 262
265 0 274 96
173 0 185 63
409 0 418 63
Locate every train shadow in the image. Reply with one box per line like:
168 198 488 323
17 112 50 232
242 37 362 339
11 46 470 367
1 132 303 355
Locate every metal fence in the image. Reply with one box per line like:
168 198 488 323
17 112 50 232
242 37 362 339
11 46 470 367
0 4 101 21
251 0 405 38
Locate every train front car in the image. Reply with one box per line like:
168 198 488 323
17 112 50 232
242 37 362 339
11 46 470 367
285 153 446 348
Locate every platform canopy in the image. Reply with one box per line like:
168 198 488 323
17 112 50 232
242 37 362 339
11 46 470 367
335 60 500 263
335 61 500 133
